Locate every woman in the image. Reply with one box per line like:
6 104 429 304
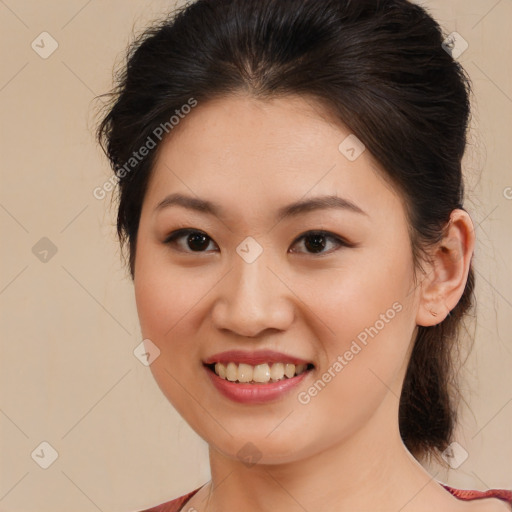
96 0 512 510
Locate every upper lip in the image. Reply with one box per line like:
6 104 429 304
203 350 314 367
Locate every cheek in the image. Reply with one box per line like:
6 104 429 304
293 249 415 408
296 247 414 350
133 250 210 423
134 242 210 342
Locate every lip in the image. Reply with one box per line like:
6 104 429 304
204 364 312 404
203 349 313 366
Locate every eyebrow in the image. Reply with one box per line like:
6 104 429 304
154 192 368 221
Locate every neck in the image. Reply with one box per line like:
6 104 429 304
199 394 447 512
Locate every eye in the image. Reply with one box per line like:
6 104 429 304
163 228 352 255
163 229 218 253
290 230 351 255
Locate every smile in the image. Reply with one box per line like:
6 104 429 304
202 349 315 404
206 361 313 383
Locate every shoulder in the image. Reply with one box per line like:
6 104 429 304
133 484 512 511
133 487 201 512
441 484 512 510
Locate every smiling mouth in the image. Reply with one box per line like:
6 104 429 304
204 362 315 384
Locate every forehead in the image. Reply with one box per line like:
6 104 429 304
144 94 404 223
162 93 350 159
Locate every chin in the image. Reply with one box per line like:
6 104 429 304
210 437 312 466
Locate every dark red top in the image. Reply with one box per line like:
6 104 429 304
136 483 512 511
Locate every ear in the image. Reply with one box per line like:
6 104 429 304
416 209 475 327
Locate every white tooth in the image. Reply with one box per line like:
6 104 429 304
270 363 285 381
226 362 238 381
295 364 306 375
253 363 271 383
215 362 226 379
237 363 253 383
214 362 307 383
284 363 296 378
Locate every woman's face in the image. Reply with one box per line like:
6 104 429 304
134 94 422 464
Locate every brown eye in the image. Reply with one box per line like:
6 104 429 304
164 228 351 256
290 231 349 255
164 229 217 253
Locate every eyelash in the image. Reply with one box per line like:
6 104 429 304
163 228 353 256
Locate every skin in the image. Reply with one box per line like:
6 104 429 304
133 95 506 511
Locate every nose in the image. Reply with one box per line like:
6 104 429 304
210 247 295 338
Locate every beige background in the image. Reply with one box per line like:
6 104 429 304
0 1 511 511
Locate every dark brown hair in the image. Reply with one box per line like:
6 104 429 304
96 0 475 462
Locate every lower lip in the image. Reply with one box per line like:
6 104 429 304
204 365 312 404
